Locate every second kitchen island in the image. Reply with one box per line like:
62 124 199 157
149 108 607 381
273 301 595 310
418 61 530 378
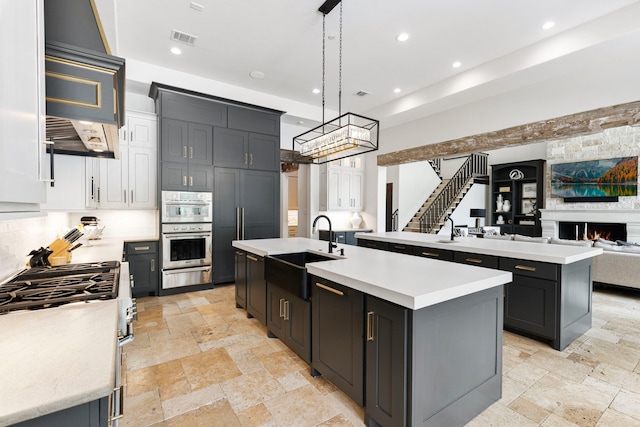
232 237 512 427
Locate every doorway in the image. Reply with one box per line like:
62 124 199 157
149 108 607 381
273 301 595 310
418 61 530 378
385 183 393 231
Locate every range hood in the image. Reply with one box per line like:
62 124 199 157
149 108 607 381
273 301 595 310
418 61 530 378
44 0 125 158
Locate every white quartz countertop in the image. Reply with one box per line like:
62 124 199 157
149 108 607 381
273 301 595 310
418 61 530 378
0 300 118 426
233 237 512 310
356 232 603 264
0 237 139 426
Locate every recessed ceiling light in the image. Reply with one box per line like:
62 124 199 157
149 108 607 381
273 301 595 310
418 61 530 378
250 71 265 79
312 88 320 94
396 33 409 42
297 120 305 125
542 21 555 30
394 88 401 93
452 61 462 68
170 47 182 55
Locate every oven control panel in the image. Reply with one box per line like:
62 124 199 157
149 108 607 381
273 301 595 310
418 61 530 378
162 223 212 233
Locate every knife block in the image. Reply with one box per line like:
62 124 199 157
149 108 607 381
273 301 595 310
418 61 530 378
48 238 72 266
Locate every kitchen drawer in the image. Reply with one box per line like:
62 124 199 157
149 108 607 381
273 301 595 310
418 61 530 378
125 241 158 255
499 258 558 281
453 252 499 269
357 239 389 251
413 246 454 261
387 242 414 254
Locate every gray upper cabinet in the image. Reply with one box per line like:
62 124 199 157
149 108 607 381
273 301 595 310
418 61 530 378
214 128 279 171
228 106 280 136
161 119 212 165
159 91 227 126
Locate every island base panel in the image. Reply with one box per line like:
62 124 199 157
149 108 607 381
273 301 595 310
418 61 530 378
409 286 503 427
557 259 593 350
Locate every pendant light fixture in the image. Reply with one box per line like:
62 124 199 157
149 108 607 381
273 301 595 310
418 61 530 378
293 0 379 164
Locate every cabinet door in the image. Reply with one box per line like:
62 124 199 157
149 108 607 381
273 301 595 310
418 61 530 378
357 239 389 251
227 106 280 136
327 168 341 210
312 277 364 406
413 246 454 261
128 147 156 209
161 119 188 163
42 155 86 210
351 170 364 210
339 170 352 209
213 127 248 168
128 248 158 298
248 133 279 171
235 250 247 308
214 168 240 284
187 164 214 192
285 294 311 364
266 282 286 339
366 296 408 427
504 275 557 339
161 162 189 191
0 0 47 209
246 254 266 324
126 114 156 148
99 149 128 209
453 251 499 269
85 158 100 209
242 170 280 239
188 123 213 165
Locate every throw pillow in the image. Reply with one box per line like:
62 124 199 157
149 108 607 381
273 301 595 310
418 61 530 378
513 234 550 244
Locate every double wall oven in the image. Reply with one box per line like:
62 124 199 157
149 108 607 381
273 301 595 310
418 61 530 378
161 191 213 290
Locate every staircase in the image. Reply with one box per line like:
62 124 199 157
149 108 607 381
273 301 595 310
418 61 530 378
403 153 488 234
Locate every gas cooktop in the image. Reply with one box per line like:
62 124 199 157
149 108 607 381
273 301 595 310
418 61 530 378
0 261 120 314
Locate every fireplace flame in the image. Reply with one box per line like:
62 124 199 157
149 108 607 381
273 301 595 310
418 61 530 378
584 230 611 241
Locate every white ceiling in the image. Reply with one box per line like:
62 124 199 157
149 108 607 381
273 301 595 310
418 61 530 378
105 0 640 130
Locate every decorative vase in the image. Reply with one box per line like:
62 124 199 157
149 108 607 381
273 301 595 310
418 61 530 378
350 212 362 229
497 215 504 224
502 200 511 212
496 194 504 212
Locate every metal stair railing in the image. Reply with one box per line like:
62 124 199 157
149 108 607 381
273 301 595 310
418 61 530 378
418 153 488 233
391 209 399 231
427 157 442 178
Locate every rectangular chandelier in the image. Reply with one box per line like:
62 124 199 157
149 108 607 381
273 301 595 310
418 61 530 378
292 112 379 164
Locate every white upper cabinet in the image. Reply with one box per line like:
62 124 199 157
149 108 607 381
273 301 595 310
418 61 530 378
0 0 48 214
319 155 365 211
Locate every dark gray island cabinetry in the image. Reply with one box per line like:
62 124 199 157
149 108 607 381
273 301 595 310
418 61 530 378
357 232 602 351
232 237 512 427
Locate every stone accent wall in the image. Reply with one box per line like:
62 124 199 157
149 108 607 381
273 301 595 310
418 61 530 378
545 125 640 210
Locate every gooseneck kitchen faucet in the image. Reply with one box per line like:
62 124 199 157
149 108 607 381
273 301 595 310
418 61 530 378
446 215 455 241
312 215 337 253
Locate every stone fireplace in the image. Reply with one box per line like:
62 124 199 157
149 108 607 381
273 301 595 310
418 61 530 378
541 209 640 243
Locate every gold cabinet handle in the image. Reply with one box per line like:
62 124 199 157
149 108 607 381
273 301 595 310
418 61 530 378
465 258 483 264
182 175 187 186
189 146 193 158
249 153 253 165
183 146 187 158
189 176 193 187
134 246 150 251
393 245 405 250
284 300 290 320
315 282 344 296
246 255 258 262
367 311 375 341
422 252 439 257
515 265 537 272
279 298 285 318
244 153 248 164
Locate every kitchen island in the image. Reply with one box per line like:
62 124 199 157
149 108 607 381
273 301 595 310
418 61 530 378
0 238 129 427
233 237 512 427
356 232 603 351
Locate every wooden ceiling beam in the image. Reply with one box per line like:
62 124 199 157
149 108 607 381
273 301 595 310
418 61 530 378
377 100 640 167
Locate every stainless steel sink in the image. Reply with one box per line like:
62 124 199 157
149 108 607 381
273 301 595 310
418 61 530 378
265 251 337 299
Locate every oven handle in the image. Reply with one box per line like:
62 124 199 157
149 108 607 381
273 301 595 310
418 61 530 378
163 266 212 275
162 233 211 239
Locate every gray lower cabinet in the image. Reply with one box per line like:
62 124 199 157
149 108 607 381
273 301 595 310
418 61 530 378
214 167 280 284
357 239 389 251
266 282 311 363
365 296 408 427
246 253 267 324
14 396 108 427
235 250 247 309
320 230 372 246
125 241 158 297
311 276 364 406
453 251 500 269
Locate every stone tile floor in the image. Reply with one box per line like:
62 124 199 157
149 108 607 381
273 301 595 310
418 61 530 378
122 284 640 426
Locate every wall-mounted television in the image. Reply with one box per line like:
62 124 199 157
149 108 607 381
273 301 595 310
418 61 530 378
550 156 638 201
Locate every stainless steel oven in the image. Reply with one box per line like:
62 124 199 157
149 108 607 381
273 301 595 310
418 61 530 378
161 191 213 290
161 191 212 223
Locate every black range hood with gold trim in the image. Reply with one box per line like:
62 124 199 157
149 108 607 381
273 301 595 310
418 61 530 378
44 0 125 158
